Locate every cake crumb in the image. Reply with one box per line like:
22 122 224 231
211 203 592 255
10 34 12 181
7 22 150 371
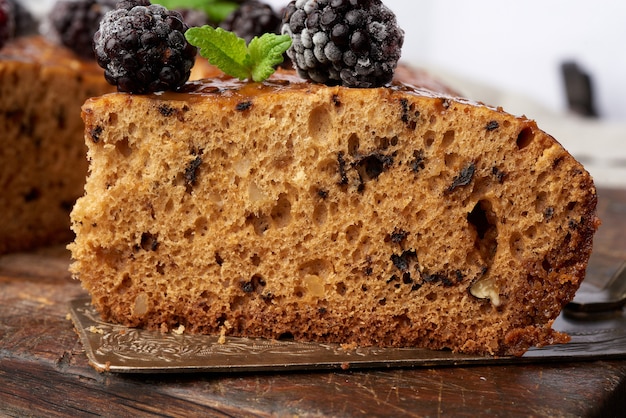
88 326 104 335
340 342 358 351
218 320 232 344
172 324 185 335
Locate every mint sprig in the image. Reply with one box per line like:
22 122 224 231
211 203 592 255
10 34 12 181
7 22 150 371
185 26 292 82
153 0 239 23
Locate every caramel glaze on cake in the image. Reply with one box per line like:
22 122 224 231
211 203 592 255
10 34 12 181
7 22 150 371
70 69 599 356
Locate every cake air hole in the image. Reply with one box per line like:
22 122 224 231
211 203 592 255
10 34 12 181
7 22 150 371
425 292 437 302
467 199 498 264
347 133 360 155
107 112 118 125
524 225 537 239
294 286 305 298
442 130 455 148
270 194 292 228
312 202 328 225
278 332 294 341
393 314 411 328
140 232 159 251
345 222 362 243
164 198 174 213
444 152 458 168
115 137 132 157
308 105 332 141
250 274 266 292
535 191 548 213
336 281 347 296
516 127 535 149
355 154 387 182
156 263 165 275
376 135 398 149
298 258 331 279
424 130 436 148
246 213 271 235
509 232 525 258
117 273 132 294
195 216 208 235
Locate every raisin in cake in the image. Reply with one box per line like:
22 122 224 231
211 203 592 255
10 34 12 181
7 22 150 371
69 70 598 356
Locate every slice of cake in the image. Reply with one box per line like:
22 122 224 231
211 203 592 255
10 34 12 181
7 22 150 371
69 69 598 356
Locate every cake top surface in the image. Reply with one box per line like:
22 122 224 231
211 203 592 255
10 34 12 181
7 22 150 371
104 66 488 118
133 64 453 98
0 35 103 75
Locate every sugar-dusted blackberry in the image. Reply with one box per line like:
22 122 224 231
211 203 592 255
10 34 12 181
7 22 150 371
93 2 197 94
282 0 404 88
0 0 14 49
220 0 282 43
116 0 150 9
47 0 116 59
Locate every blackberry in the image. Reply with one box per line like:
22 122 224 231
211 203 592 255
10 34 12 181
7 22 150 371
115 0 150 9
282 0 404 88
93 1 197 94
47 0 116 59
8 0 37 37
0 0 14 49
220 0 282 43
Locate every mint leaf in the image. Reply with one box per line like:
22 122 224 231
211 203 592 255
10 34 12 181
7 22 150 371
152 0 239 24
186 26 292 82
248 34 292 82
186 26 250 80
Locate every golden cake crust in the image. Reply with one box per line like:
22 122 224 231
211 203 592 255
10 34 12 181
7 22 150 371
70 71 598 356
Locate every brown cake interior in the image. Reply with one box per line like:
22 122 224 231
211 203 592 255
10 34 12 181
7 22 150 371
69 71 598 356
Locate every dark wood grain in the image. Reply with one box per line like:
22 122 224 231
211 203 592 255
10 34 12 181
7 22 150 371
2 188 626 417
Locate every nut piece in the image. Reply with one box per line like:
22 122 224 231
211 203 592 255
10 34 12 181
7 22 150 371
470 277 501 307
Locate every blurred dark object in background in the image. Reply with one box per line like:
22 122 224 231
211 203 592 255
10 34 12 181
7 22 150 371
562 61 598 118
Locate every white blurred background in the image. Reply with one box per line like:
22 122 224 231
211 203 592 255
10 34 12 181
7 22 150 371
279 0 626 122
23 0 626 186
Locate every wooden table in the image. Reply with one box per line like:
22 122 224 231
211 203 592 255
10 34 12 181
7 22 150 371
2 188 625 417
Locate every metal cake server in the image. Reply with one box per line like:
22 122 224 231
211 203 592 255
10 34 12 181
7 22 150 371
565 261 626 315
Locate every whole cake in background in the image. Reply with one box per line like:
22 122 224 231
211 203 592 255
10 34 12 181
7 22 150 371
68 0 599 356
0 0 116 254
0 0 234 254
